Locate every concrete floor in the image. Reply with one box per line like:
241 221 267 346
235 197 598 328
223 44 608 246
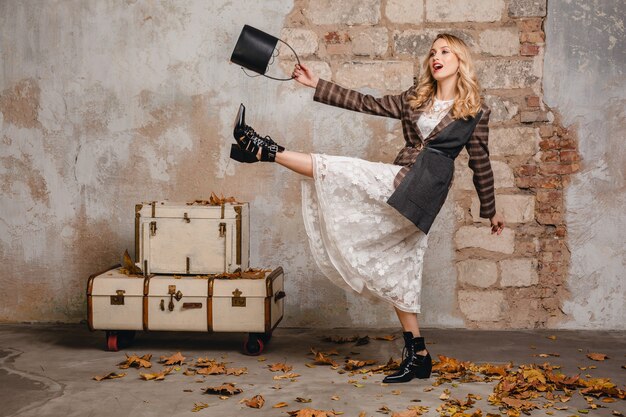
0 324 624 417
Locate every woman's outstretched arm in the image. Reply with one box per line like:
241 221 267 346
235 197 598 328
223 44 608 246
292 63 407 120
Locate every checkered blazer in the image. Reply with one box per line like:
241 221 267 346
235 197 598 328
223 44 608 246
313 79 496 219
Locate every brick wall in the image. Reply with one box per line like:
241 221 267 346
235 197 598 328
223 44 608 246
280 0 579 329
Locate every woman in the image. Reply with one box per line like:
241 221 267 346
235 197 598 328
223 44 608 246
230 34 505 383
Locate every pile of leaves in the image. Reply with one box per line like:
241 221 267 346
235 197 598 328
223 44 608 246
186 192 239 206
91 336 625 417
207 267 273 280
430 355 625 416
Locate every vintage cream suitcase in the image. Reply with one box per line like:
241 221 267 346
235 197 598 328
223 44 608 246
211 267 285 353
87 265 144 351
144 275 210 332
87 266 285 355
135 201 250 275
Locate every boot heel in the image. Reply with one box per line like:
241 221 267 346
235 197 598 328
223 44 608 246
230 144 258 163
414 353 432 379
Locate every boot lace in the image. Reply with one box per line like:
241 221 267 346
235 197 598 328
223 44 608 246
243 126 277 147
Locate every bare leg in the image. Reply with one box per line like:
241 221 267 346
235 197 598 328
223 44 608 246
254 149 314 178
394 307 428 354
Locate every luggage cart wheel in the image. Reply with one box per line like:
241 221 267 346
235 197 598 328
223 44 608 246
105 330 135 352
243 333 265 356
106 331 119 352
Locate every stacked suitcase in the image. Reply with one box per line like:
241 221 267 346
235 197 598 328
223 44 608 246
87 201 285 355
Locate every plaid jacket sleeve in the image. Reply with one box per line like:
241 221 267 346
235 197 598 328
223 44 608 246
466 106 496 219
313 78 405 119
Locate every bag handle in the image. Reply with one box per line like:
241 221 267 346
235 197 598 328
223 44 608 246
240 38 301 82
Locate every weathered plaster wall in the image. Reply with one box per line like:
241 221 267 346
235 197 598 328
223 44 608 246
1 0 623 330
543 0 626 329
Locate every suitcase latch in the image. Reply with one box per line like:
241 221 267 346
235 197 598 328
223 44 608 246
167 285 183 312
110 290 125 305
219 222 226 238
150 221 157 236
232 288 246 307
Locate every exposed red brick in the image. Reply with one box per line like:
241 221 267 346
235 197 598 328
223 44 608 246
520 43 540 56
539 137 560 150
560 150 580 162
516 177 532 189
540 150 559 162
536 212 563 225
516 164 537 176
517 18 543 32
536 190 562 203
559 138 577 149
540 163 580 175
534 176 562 189
520 31 545 43
539 125 556 137
540 238 565 251
526 95 541 107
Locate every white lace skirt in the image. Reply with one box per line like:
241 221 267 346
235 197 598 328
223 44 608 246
301 154 429 313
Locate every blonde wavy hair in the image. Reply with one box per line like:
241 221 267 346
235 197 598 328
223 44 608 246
409 33 482 120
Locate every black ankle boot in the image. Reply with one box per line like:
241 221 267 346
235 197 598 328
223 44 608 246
231 103 284 162
382 332 432 383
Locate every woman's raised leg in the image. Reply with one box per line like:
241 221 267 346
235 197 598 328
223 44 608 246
274 151 314 178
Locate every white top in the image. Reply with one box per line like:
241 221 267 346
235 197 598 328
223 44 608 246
417 98 454 138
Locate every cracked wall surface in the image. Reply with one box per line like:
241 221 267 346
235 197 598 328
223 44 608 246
543 0 626 329
1 0 623 329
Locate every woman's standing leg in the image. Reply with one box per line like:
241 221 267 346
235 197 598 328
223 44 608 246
382 307 432 383
393 307 428 355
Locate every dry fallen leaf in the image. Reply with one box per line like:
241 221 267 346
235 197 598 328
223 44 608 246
120 250 143 276
286 408 338 417
313 351 339 367
269 362 293 372
391 409 423 417
159 352 185 366
273 372 301 380
331 396 340 401
197 363 226 375
345 359 377 370
242 395 265 409
194 192 239 206
203 383 242 396
118 353 152 369
274 402 289 408
587 353 609 361
374 335 397 341
296 397 312 403
140 367 172 381
93 372 126 381
191 402 209 412
226 367 247 376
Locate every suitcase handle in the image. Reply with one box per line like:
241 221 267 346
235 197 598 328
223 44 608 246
274 291 286 302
